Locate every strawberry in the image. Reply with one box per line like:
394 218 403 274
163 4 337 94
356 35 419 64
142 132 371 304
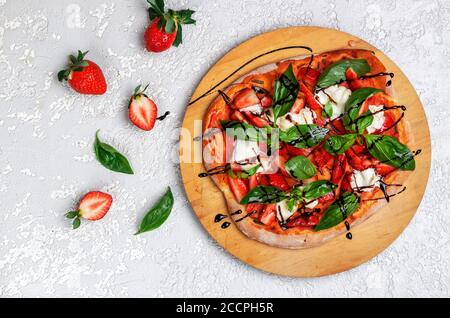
58 50 107 95
233 88 260 109
267 173 290 191
128 84 163 131
228 176 249 203
144 0 196 53
65 191 113 229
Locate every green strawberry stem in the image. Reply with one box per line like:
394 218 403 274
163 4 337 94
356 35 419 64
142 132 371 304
147 0 196 47
58 50 89 82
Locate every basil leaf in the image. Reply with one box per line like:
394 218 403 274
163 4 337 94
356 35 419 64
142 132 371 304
285 156 317 180
323 134 357 155
323 101 333 118
315 192 359 231
240 186 286 204
136 187 174 234
272 64 300 122
279 124 329 148
364 134 415 171
316 59 371 89
303 180 337 200
343 87 382 132
94 131 134 174
220 120 266 141
227 164 260 179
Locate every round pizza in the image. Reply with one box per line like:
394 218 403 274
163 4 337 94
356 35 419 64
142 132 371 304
200 49 416 249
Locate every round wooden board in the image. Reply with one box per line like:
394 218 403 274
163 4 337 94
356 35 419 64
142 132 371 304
179 27 431 277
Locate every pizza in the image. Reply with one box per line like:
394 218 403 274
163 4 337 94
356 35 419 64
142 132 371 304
200 49 416 249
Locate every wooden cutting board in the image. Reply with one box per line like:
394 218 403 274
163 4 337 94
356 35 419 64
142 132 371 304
179 27 431 277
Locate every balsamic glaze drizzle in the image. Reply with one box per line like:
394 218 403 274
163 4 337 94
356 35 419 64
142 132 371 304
156 111 170 121
214 213 227 223
188 45 313 106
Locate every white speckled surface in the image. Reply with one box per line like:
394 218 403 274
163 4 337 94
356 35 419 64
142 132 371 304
0 0 448 297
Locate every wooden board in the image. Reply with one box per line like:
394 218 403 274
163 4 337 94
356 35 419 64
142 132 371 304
179 27 431 277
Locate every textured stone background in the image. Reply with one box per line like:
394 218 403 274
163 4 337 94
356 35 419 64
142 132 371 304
0 0 448 297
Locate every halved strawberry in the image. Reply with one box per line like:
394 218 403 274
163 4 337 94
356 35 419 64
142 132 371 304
228 176 249 203
65 191 113 229
233 88 260 109
129 84 158 131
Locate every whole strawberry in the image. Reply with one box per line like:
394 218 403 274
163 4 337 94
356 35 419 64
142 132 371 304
58 50 107 95
65 191 113 229
144 0 196 53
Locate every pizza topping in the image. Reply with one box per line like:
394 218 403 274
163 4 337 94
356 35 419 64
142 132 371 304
276 200 297 223
365 105 385 133
285 156 317 180
364 134 415 171
234 88 261 110
315 192 359 231
240 103 263 115
316 59 371 89
350 168 381 192
279 124 329 148
323 134 357 155
343 88 383 133
231 139 260 162
315 84 352 120
272 64 300 122
275 107 316 131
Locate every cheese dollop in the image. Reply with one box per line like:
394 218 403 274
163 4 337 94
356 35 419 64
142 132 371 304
366 105 385 134
276 200 297 222
276 107 316 131
315 84 352 120
240 103 263 115
350 168 381 192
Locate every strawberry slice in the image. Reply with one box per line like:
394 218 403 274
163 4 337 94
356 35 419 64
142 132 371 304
375 163 397 176
246 203 264 218
300 83 322 111
129 85 158 131
299 67 321 88
260 96 272 108
260 204 276 225
244 112 270 128
331 154 348 185
65 191 113 229
345 68 359 81
267 173 290 191
249 175 258 189
230 110 248 123
290 92 306 113
233 88 260 109
228 176 249 203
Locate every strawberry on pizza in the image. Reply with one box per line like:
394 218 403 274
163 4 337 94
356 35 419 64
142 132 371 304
200 49 416 249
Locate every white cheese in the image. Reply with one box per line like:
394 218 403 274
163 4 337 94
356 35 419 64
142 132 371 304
232 139 260 162
366 105 385 134
240 103 263 115
350 168 381 192
305 199 318 209
315 84 352 120
276 200 297 222
276 107 316 131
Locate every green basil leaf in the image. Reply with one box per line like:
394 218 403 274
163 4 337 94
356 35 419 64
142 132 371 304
303 180 337 200
272 64 300 122
220 120 266 141
94 131 134 174
316 59 371 89
315 192 359 231
343 87 382 131
227 164 260 179
285 156 317 180
279 124 329 148
240 186 286 204
323 134 357 155
136 187 174 234
364 134 415 171
324 101 333 118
